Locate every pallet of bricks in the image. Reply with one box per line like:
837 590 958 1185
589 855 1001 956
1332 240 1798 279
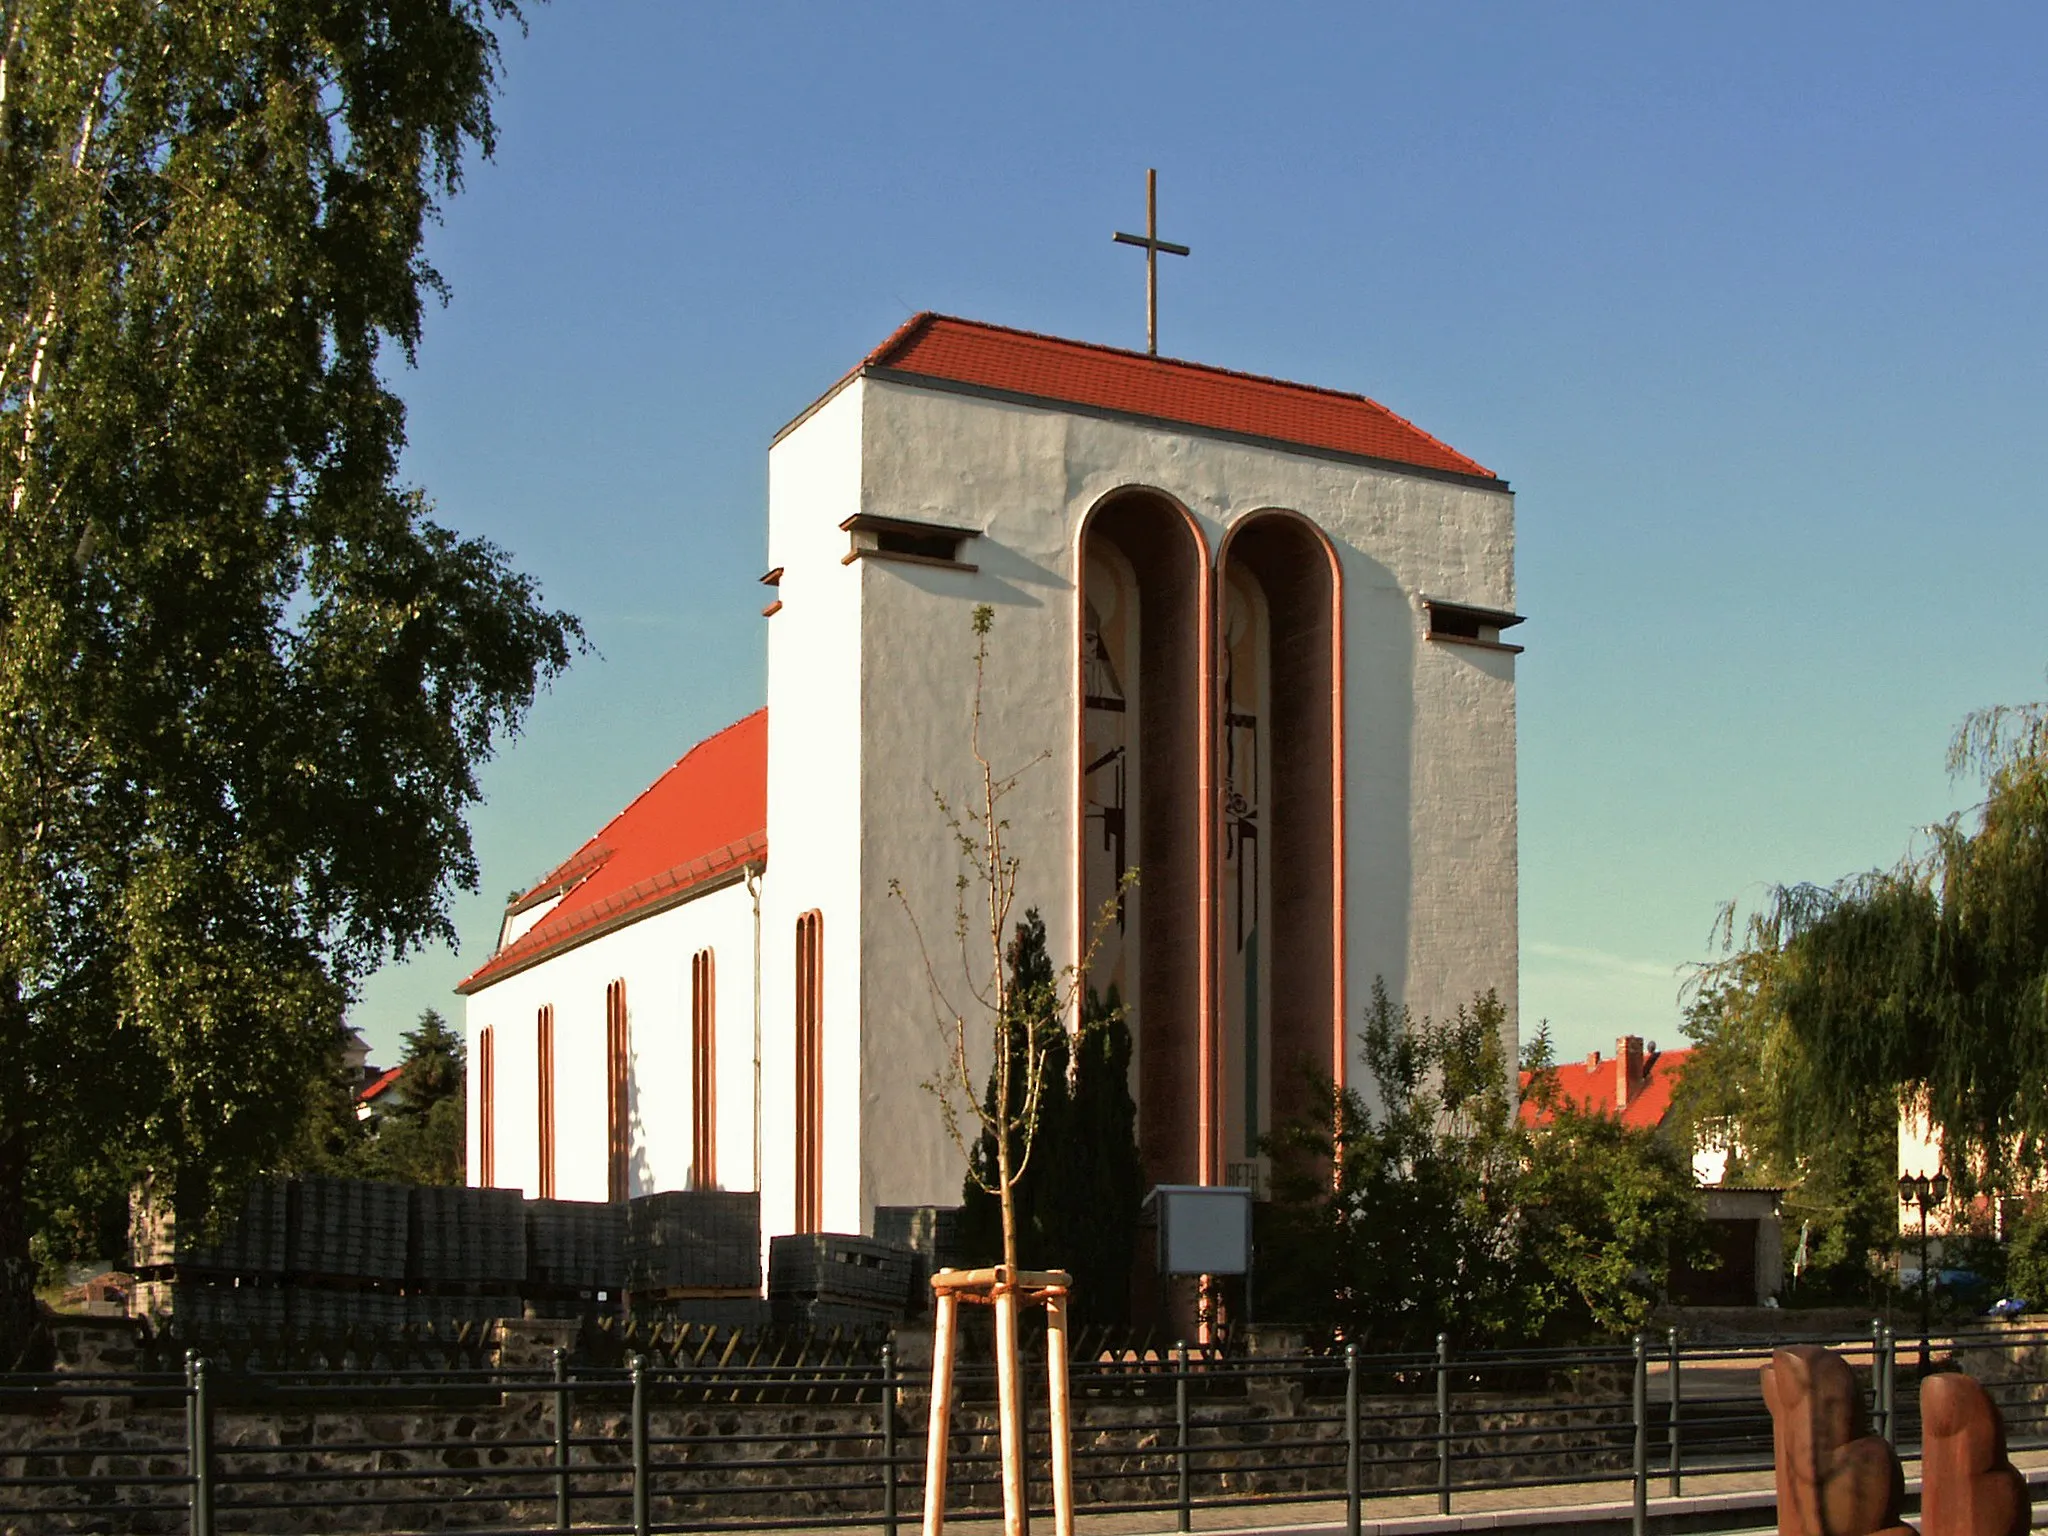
129 1180 291 1330
525 1198 626 1316
626 1191 769 1330
285 1177 410 1328
768 1230 916 1332
874 1205 966 1317
408 1185 525 1328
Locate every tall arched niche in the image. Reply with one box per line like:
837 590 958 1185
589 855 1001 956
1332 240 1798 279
1077 488 1213 1189
1215 509 1344 1178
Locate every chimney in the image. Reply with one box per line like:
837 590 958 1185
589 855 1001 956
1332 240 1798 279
1616 1036 1646 1107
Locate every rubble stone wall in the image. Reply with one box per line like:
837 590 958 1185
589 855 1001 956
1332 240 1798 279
0 1319 1641 1534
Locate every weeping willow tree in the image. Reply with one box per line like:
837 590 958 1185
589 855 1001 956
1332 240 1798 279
1684 695 2048 1222
1677 904 1905 1298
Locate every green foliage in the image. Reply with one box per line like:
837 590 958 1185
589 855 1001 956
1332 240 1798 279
0 1 576 1357
2002 1205 2048 1308
1519 1103 1713 1335
1262 982 1710 1346
281 1026 378 1180
1704 697 2048 1195
1672 973 1898 1303
961 915 1145 1323
1674 689 2048 1301
359 1009 466 1186
283 1009 464 1186
1260 982 1525 1350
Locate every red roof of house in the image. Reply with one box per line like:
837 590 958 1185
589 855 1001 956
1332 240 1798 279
458 711 769 993
358 1064 404 1104
796 313 1500 485
1518 1042 1691 1131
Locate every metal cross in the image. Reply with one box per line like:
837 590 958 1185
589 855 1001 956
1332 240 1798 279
1112 168 1189 356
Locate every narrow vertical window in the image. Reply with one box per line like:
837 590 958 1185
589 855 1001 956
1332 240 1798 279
478 1025 496 1189
606 979 630 1202
794 911 824 1232
536 1005 556 1199
691 949 717 1190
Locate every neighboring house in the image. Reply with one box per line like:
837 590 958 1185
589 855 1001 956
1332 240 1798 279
460 312 1523 1250
1517 1035 1687 1135
356 1065 405 1126
1895 1094 2015 1244
1521 1034 1783 1306
341 1026 371 1084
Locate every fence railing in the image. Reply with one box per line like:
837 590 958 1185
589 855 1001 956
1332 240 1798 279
6 1321 2046 1535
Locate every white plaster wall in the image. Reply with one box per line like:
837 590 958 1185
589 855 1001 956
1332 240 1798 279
853 377 1518 1178
462 877 761 1199
763 383 869 1238
854 391 1082 1217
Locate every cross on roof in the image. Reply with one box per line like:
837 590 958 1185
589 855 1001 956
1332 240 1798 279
1112 168 1190 357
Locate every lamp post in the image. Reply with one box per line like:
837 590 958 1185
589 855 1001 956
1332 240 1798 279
1896 1168 1950 1372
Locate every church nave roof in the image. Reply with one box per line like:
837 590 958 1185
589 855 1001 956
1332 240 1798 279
458 709 767 993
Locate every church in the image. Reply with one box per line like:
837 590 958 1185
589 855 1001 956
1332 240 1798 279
458 311 1521 1241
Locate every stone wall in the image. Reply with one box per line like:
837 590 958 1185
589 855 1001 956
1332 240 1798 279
0 1383 1637 1536
0 1319 1646 1534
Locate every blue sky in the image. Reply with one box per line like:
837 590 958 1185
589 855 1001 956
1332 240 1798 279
356 2 2048 1064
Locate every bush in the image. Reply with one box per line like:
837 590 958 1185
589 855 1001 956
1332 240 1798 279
1259 981 1713 1346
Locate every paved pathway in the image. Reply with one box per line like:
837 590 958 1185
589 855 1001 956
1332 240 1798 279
773 1448 2048 1536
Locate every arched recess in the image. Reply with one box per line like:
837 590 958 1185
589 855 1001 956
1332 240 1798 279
1215 509 1344 1177
1077 488 1213 1189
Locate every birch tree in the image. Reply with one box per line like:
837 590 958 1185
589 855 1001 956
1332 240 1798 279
0 1 576 1361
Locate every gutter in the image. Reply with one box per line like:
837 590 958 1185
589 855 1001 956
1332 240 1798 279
747 861 764 1194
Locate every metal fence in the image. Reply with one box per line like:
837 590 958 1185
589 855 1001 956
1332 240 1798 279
5 1321 2046 1535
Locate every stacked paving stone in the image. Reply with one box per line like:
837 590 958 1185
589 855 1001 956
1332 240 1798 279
768 1233 915 1329
131 1278 288 1330
409 1186 527 1285
622 1191 767 1327
874 1205 966 1313
626 1191 761 1293
408 1185 525 1320
525 1198 626 1298
130 1181 291 1277
288 1289 410 1331
288 1179 410 1282
128 1181 866 1334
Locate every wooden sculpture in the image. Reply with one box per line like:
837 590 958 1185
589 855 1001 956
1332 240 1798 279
1920 1371 2029 1536
1761 1345 1917 1536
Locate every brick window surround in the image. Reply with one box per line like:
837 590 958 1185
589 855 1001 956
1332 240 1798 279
793 912 824 1232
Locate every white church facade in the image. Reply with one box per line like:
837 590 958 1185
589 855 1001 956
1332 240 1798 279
460 312 1521 1240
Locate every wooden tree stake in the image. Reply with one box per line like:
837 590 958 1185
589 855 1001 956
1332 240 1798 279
922 1288 960 1536
1046 1289 1075 1536
923 1266 1075 1536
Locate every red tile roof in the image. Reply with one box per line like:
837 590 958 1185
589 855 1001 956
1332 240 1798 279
797 313 1500 485
1518 1043 1691 1132
458 711 768 993
358 1065 404 1104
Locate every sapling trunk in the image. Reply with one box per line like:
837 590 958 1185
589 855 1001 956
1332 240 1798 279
898 607 1122 1536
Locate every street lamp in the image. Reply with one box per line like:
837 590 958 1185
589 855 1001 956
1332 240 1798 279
1896 1168 1950 1371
